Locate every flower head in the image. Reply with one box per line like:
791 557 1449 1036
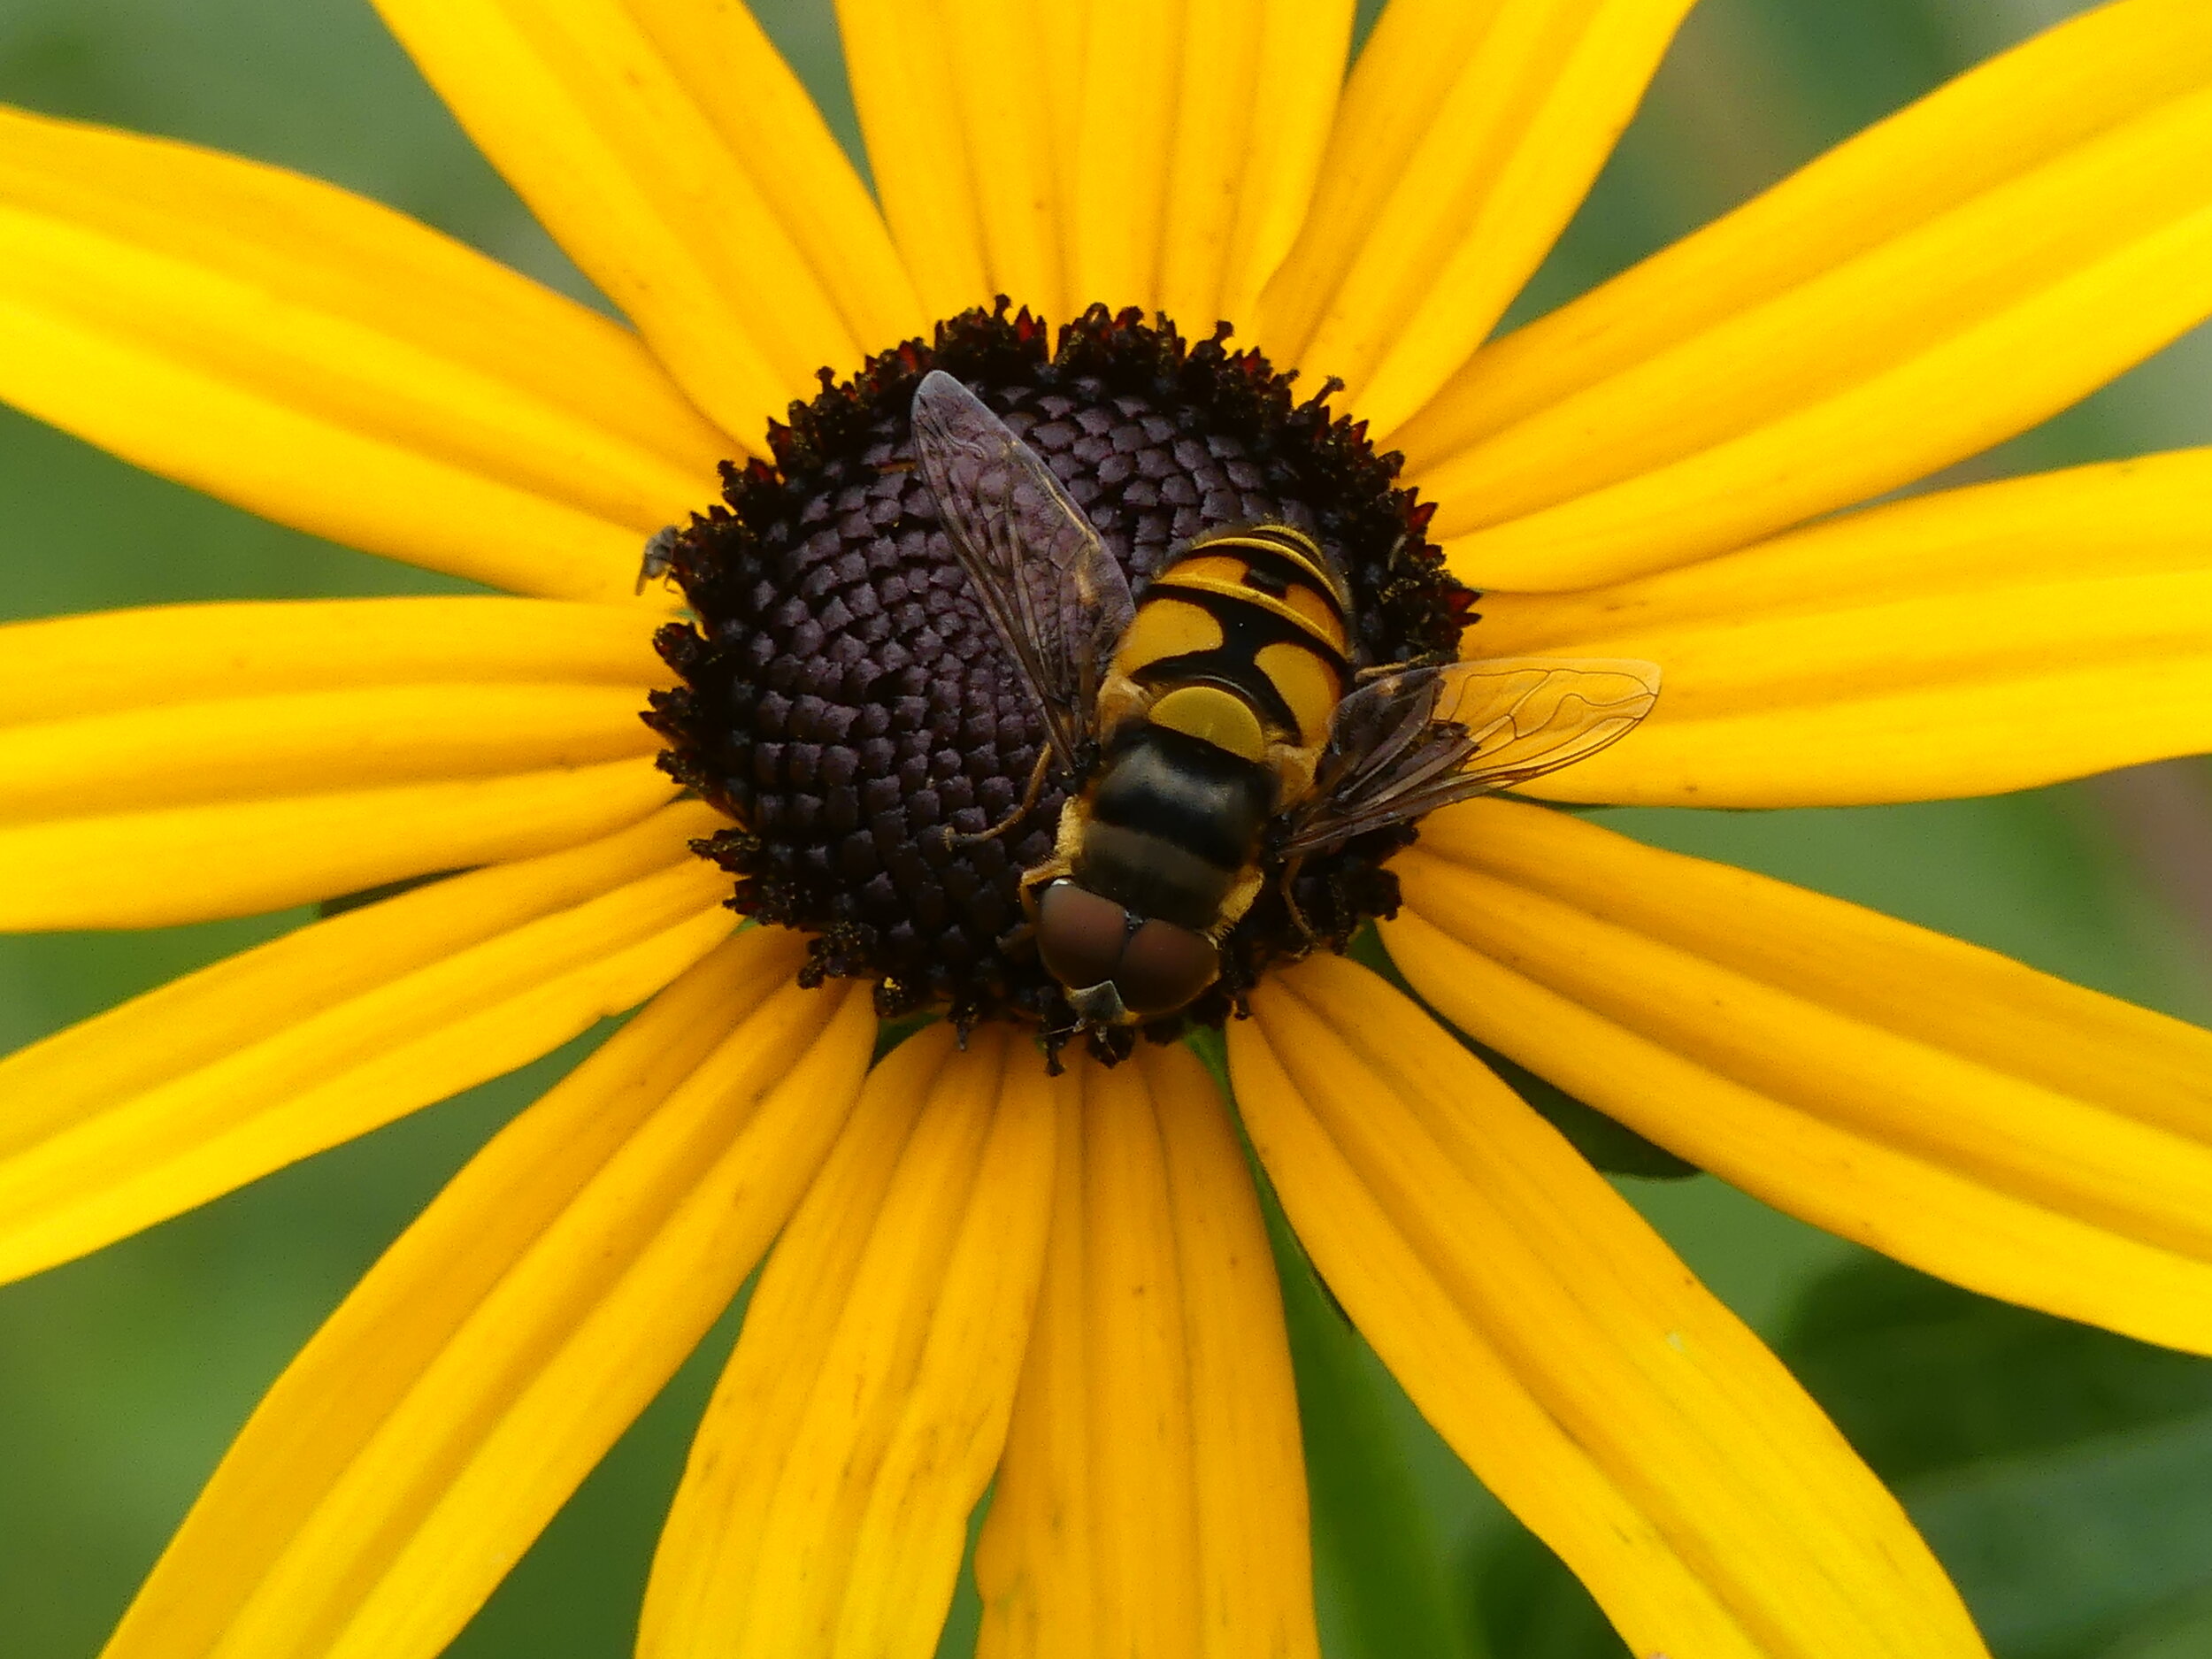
2 2 2211 1657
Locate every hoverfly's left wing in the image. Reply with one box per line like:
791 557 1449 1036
910 370 1136 772
1282 657 1660 856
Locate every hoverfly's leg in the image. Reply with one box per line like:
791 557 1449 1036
1278 852 1323 948
1353 650 1457 684
939 744 1054 853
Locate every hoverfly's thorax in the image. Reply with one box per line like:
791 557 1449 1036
1111 527 1351 734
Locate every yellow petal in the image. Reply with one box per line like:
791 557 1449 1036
0 802 733 1286
1232 954 1987 1659
0 755 678 931
0 597 662 727
1160 0 1356 335
838 0 1046 321
975 1041 1318 1659
639 1024 1059 1659
0 683 657 821
373 0 923 447
1071 0 1363 325
1386 796 2212 1355
842 0 1348 328
0 103 726 603
1255 0 1693 429
944 1 1066 320
1402 0 2212 588
1471 450 2212 804
102 931 875 1659
1068 0 1182 315
0 597 670 827
1038 3 1090 309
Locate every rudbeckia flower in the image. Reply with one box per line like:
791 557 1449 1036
3 0 2210 1655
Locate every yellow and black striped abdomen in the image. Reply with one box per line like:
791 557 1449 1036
1108 524 1352 761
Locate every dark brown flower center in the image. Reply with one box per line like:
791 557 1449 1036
644 302 1472 1061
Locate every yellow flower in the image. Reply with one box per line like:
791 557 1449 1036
2 1 2210 1655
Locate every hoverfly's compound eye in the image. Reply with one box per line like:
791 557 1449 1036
1034 881 1133 993
1034 881 1221 1023
1114 919 1220 1018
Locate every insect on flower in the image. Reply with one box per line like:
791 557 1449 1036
4 2 2211 1656
906 369 1661 1039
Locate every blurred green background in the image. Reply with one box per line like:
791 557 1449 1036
1 1 2208 1655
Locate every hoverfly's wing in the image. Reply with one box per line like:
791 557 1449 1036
1282 657 1660 856
910 370 1136 772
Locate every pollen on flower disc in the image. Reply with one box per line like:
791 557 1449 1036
645 302 1471 1056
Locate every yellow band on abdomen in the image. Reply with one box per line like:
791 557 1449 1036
1146 683 1270 762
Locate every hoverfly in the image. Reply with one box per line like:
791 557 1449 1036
910 369 1660 1036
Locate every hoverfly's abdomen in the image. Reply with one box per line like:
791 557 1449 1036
1080 726 1272 932
1110 524 1354 756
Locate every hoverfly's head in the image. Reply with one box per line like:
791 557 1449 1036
1034 880 1220 1026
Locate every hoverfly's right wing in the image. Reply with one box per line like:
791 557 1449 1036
910 370 1136 773
1282 657 1660 856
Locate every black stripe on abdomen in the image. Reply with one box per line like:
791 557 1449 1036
1088 726 1271 868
